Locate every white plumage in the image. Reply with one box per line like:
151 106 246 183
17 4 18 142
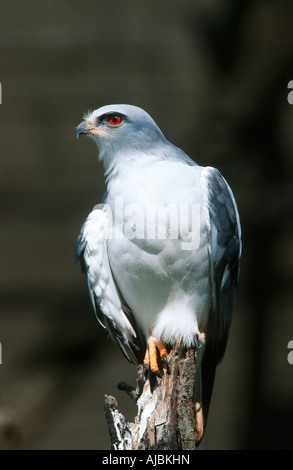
75 104 241 439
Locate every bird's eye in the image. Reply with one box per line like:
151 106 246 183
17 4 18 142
108 115 122 126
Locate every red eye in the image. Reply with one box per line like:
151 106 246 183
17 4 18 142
108 115 122 126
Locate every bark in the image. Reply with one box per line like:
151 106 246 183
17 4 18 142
104 340 198 450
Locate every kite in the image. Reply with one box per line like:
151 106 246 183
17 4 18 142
75 104 241 443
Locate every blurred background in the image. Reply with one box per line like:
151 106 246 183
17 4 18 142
0 0 293 450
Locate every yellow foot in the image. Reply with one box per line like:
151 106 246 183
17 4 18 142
143 335 169 374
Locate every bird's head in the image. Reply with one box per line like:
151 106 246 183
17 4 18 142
76 104 166 174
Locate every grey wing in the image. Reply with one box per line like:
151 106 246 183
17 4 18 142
75 208 145 364
202 166 241 362
200 166 241 424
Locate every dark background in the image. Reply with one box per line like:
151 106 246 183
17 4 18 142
0 0 292 450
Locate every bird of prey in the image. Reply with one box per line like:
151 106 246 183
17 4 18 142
75 104 241 444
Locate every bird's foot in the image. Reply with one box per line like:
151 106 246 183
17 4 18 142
143 335 170 376
192 330 206 349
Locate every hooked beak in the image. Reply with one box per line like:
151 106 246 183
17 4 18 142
76 120 95 139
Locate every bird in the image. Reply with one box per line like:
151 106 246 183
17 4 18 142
75 104 241 445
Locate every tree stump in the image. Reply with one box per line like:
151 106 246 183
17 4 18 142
104 340 198 450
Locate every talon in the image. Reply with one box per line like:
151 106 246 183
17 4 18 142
162 353 170 374
143 335 169 374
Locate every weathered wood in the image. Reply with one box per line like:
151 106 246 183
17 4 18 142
104 341 199 450
104 395 132 450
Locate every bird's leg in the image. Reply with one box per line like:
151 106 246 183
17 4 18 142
143 335 169 375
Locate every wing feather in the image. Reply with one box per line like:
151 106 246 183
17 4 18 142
200 166 241 422
202 166 241 361
75 208 145 364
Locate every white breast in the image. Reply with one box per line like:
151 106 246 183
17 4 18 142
106 160 211 347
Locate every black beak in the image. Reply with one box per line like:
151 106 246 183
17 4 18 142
76 121 94 139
